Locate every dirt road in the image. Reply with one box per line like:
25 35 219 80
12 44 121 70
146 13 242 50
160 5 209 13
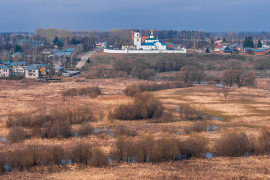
76 47 102 69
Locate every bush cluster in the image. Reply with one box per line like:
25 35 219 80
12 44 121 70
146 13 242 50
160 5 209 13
123 82 191 97
6 106 96 141
111 134 208 163
215 131 251 156
110 93 164 120
62 86 101 98
0 144 108 173
7 106 96 128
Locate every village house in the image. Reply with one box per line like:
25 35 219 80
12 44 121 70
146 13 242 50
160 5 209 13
0 65 11 77
12 62 29 76
25 66 40 79
244 48 270 55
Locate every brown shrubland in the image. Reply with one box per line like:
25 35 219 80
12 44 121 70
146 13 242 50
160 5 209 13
215 131 250 157
7 126 26 143
123 82 190 97
179 104 207 120
110 93 164 120
62 86 101 98
255 128 270 153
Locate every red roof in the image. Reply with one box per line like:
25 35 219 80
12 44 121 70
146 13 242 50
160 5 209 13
216 44 220 48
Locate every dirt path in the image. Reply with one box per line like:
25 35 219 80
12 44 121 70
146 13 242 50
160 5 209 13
76 47 102 69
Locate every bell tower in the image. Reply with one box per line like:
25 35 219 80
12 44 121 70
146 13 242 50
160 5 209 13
133 29 141 49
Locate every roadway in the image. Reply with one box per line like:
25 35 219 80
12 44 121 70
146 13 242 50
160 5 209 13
76 47 102 69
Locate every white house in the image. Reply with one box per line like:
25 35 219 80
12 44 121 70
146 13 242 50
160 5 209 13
25 66 40 79
134 29 167 50
12 62 29 76
0 65 11 77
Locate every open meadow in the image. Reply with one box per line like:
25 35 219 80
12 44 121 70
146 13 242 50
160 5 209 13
1 75 270 179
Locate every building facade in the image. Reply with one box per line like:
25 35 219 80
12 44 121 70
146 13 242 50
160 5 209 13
0 65 11 77
25 66 40 79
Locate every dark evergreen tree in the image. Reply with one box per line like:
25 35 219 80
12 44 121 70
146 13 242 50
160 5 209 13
257 40 262 48
243 36 254 48
223 37 227 42
206 47 210 53
53 36 64 47
15 44 22 52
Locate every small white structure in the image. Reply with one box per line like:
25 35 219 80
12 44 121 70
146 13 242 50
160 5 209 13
133 29 142 49
0 65 11 77
25 66 39 79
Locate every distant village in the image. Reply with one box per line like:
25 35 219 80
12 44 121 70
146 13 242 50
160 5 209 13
0 29 270 78
207 38 270 55
0 45 81 79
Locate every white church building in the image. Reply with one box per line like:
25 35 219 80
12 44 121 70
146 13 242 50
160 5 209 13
134 29 167 50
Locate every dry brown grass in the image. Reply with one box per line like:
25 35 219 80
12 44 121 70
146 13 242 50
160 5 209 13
1 77 270 179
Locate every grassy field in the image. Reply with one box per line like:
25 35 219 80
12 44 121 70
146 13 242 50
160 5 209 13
1 76 270 179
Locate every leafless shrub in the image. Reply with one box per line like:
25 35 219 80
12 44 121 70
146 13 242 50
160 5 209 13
62 87 101 98
181 135 208 157
78 121 93 136
136 134 155 162
20 150 35 170
7 126 25 143
215 132 250 156
150 137 180 162
49 146 65 165
184 121 208 134
34 146 54 166
31 126 43 138
6 113 30 128
179 104 207 120
0 153 5 173
71 107 97 124
112 136 127 162
217 87 231 99
48 120 72 139
72 144 92 165
110 93 163 120
123 82 190 97
88 147 108 167
255 128 270 153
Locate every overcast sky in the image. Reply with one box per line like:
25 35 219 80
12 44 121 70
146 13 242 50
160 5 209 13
0 0 269 32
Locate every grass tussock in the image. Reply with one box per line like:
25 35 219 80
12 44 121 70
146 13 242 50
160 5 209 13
62 86 101 98
110 93 164 120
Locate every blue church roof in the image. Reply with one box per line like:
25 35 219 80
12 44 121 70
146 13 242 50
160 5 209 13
142 42 156 46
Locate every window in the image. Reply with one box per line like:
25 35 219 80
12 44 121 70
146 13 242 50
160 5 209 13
137 39 139 42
